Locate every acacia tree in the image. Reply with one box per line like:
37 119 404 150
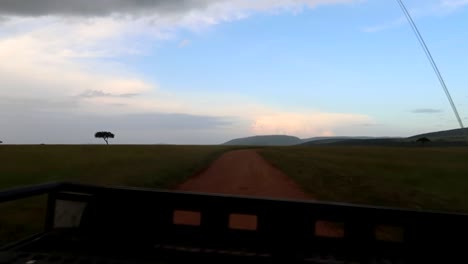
95 131 115 145
416 137 431 145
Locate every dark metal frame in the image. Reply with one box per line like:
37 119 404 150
1 182 468 263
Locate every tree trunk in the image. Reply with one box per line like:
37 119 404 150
104 138 109 145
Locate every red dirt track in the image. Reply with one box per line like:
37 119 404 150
176 149 312 200
175 149 339 235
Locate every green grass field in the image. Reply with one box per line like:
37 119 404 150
0 145 237 190
2 145 468 245
260 146 468 213
0 145 235 245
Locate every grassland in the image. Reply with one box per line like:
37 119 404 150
260 146 468 213
0 145 235 245
0 145 237 190
2 144 468 245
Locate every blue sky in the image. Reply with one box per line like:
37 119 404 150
0 0 467 144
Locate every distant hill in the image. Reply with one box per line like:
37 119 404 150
223 128 468 147
223 135 302 146
300 137 402 146
300 127 468 147
408 127 468 142
301 136 376 142
300 136 381 145
223 135 389 146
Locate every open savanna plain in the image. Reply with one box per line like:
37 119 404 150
1 145 468 245
259 146 468 213
0 145 237 244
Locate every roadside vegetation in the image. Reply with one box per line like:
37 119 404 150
0 145 235 190
2 144 468 245
260 146 468 213
0 145 235 245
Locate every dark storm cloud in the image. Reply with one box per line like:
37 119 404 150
79 90 139 98
0 0 214 17
411 108 443 114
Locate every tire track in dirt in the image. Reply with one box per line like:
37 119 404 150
176 149 311 200
175 149 339 236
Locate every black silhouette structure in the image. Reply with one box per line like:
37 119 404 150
1 182 468 263
416 137 431 144
95 131 115 145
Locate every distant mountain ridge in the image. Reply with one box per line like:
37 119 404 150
223 135 302 146
222 135 386 146
299 138 403 146
223 127 468 146
408 127 468 141
300 136 384 145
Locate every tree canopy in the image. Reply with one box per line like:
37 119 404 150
416 137 431 144
95 131 115 145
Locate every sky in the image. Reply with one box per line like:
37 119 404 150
1 0 468 144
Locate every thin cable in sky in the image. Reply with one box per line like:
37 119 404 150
397 0 464 129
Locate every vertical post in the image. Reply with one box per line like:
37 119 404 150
44 191 57 231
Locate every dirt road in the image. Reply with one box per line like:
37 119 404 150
175 149 309 230
175 149 340 235
176 149 311 200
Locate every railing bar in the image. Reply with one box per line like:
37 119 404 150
0 182 63 203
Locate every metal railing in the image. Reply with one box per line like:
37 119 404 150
1 182 468 263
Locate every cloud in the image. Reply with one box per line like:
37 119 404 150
0 110 238 144
110 113 234 130
0 18 158 112
79 90 139 98
362 16 406 33
0 0 375 144
0 96 79 111
178 39 191 48
363 0 468 33
250 111 371 137
356 123 381 127
0 0 360 101
0 1 361 38
0 0 360 100
411 108 443 114
0 103 373 143
441 0 468 10
0 0 215 17
0 0 357 17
